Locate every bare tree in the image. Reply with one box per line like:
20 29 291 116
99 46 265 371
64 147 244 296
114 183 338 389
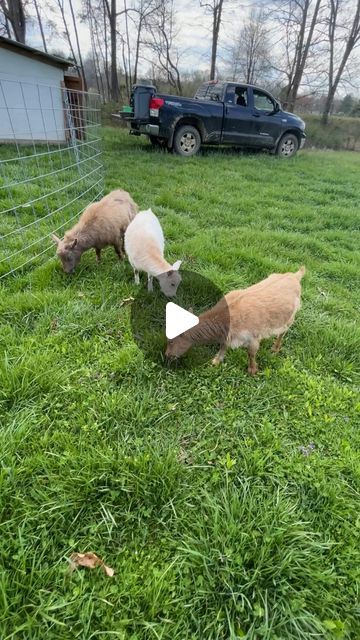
69 0 87 89
271 0 324 111
0 7 12 36
144 0 182 93
229 9 270 84
322 0 360 123
86 0 107 96
102 0 111 97
104 0 121 100
52 0 77 63
129 0 160 85
33 0 47 51
0 0 26 42
200 0 224 80
81 0 113 98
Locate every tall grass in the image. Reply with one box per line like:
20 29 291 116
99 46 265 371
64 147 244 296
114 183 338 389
303 114 360 151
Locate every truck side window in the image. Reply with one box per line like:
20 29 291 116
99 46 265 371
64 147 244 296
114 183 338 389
234 87 248 107
207 84 222 101
253 90 275 113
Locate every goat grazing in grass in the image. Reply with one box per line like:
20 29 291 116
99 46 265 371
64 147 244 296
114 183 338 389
125 208 182 297
166 267 305 374
52 189 138 273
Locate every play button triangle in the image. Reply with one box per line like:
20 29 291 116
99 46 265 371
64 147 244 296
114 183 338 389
166 302 199 339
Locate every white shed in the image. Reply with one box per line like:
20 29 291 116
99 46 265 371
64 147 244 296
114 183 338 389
0 37 82 143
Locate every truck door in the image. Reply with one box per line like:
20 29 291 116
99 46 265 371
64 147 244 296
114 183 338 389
222 85 255 145
250 88 280 147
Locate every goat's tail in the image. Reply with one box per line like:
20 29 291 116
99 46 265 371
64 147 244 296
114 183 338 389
295 265 306 281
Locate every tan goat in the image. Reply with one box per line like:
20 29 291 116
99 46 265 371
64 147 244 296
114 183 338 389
52 189 138 273
165 266 305 374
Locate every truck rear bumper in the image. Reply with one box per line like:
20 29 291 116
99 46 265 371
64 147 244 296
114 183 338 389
129 123 160 137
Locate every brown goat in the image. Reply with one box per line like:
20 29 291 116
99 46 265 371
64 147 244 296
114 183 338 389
52 189 138 273
165 266 305 374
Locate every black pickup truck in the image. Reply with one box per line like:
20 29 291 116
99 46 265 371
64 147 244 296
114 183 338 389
121 80 306 158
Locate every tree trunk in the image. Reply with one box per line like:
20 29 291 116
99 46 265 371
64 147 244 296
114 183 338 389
1 0 26 43
33 0 47 51
56 0 77 66
107 0 120 101
124 0 132 96
209 0 224 80
321 0 360 124
287 0 322 111
133 19 142 85
103 0 111 99
321 90 335 124
87 0 105 99
69 0 88 91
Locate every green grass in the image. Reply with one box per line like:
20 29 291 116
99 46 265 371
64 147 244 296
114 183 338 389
1 128 360 639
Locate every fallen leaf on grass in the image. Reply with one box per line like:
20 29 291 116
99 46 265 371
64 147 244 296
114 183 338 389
69 552 114 577
119 296 134 307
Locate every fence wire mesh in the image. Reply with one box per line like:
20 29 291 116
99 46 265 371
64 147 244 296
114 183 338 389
0 78 103 279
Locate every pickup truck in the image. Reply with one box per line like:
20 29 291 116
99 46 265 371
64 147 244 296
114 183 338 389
120 80 306 158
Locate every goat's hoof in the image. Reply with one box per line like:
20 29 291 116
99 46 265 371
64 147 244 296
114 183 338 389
247 365 258 376
212 357 221 366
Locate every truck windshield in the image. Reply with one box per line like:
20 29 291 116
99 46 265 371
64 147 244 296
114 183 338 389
195 83 224 101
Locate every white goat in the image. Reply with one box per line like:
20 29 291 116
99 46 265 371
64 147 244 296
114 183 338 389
124 209 182 297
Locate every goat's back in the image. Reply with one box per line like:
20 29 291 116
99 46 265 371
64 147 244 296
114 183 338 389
228 269 304 338
201 268 304 342
125 209 165 257
80 189 138 229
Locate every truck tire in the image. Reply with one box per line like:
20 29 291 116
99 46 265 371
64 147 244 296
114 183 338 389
276 133 299 158
173 125 201 156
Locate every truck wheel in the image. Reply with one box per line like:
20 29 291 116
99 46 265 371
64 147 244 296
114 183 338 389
277 133 299 158
173 125 201 156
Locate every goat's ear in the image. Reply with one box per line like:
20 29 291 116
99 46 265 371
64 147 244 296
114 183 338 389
69 238 78 250
172 260 182 271
51 233 60 245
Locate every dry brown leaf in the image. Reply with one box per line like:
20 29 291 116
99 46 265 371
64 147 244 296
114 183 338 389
69 552 114 577
103 564 115 577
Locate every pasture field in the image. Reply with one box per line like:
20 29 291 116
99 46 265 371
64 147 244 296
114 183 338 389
0 129 359 639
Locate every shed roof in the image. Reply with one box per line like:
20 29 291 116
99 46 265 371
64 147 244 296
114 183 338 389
0 36 74 70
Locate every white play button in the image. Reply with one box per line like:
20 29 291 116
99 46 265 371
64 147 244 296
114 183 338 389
166 302 199 339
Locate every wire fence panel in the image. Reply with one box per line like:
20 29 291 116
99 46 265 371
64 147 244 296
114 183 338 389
0 79 103 279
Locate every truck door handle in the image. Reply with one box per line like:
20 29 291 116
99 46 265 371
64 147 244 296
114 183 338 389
252 113 260 118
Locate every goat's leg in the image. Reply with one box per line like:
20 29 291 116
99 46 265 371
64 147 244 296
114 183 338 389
114 243 124 260
247 340 260 376
134 269 140 285
147 274 153 292
120 233 125 258
271 331 286 353
95 248 101 264
212 344 227 366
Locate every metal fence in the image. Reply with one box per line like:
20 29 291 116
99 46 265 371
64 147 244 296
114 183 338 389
0 78 103 279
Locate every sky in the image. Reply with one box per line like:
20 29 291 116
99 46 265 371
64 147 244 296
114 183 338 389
27 0 256 75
